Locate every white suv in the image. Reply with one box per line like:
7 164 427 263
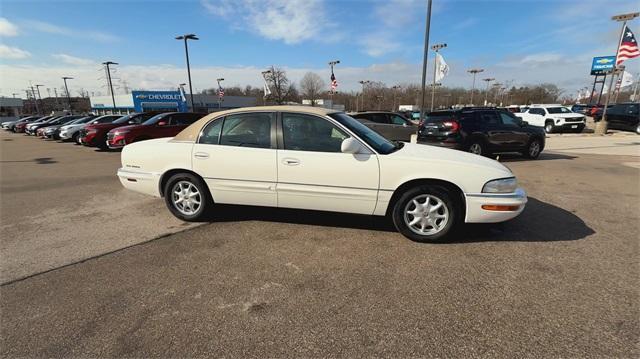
517 105 586 133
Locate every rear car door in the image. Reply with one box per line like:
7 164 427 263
476 110 503 151
192 112 277 207
276 112 379 214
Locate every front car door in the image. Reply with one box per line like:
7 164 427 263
476 110 503 151
276 112 380 215
497 111 530 150
192 112 277 207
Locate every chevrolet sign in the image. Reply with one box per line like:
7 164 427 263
591 56 616 75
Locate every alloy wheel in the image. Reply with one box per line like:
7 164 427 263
403 194 449 236
529 140 541 157
171 180 202 216
469 143 482 155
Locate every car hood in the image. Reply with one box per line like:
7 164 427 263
111 124 148 132
85 122 123 131
549 113 584 118
388 142 512 176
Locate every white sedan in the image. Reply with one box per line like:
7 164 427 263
117 106 527 242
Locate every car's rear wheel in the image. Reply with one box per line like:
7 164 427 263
392 185 459 242
636 124 640 135
72 132 80 144
163 172 212 221
468 140 490 157
524 138 542 159
544 121 555 134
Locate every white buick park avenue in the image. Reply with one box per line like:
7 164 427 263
117 106 527 242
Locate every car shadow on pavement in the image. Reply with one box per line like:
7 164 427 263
208 197 594 243
497 152 577 162
0 157 58 165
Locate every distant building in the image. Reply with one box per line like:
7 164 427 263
22 97 91 114
0 97 24 119
301 99 345 111
90 90 257 115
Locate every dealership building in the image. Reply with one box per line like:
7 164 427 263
90 90 257 115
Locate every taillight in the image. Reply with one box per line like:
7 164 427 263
442 120 460 132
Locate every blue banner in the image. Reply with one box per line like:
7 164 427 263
590 56 615 76
132 90 188 112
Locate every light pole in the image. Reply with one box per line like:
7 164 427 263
358 80 370 111
176 34 199 111
597 12 639 135
35 84 44 113
391 85 401 111
482 78 495 106
467 68 484 105
102 61 118 112
29 86 40 114
419 0 433 122
216 77 224 109
62 77 73 113
430 43 446 111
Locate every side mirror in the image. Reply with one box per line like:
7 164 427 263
520 121 528 127
341 137 363 154
128 120 136 124
157 121 167 126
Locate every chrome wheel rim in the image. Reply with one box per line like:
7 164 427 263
404 194 449 236
529 141 540 157
545 124 553 133
469 143 482 155
172 181 202 216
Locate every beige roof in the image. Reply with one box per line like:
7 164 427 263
173 105 341 142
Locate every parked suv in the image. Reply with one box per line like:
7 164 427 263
349 111 417 141
517 105 586 133
418 107 546 159
79 112 161 149
600 102 639 134
107 112 205 149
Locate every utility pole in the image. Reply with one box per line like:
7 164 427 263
102 61 118 112
11 93 18 98
596 12 639 135
62 77 73 113
358 80 370 111
30 86 40 114
391 85 401 111
418 0 433 122
216 77 224 109
35 84 44 113
430 43 447 111
467 68 484 105
175 34 199 111
482 78 495 106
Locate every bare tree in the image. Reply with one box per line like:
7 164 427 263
300 72 325 106
265 66 296 105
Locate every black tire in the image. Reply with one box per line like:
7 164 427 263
467 139 490 157
636 124 640 135
72 132 80 143
524 138 542 159
163 172 212 222
391 185 460 243
544 121 555 134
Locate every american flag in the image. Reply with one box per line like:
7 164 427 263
218 86 224 98
617 25 639 65
330 73 338 93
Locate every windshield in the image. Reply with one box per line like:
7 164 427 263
329 113 398 154
113 113 140 124
547 107 572 114
424 112 455 123
142 113 168 126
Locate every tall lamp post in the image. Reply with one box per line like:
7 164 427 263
35 84 44 114
596 12 640 135
358 80 370 111
102 61 118 112
467 68 484 105
391 85 401 111
482 78 495 106
430 43 447 111
418 0 433 123
62 77 73 113
175 33 199 111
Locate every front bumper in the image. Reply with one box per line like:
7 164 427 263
117 168 162 197
464 187 527 223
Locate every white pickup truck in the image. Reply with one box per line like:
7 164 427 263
516 105 586 133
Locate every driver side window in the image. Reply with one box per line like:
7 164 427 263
282 113 348 152
499 112 521 127
390 115 407 125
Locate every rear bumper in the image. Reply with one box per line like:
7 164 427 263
416 138 464 150
464 188 527 223
117 168 161 197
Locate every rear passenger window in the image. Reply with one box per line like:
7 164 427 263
219 113 273 148
199 119 223 144
479 111 500 125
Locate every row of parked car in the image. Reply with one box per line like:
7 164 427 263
2 112 205 149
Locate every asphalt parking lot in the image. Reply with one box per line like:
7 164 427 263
1 130 639 357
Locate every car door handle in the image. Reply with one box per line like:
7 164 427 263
194 152 210 159
282 158 300 166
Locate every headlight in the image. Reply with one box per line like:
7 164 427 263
482 177 518 193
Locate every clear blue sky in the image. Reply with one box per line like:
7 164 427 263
1 0 638 96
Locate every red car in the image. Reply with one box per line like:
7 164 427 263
106 112 205 149
79 113 165 149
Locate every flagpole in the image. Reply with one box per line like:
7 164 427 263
419 0 433 123
430 43 447 111
597 12 639 135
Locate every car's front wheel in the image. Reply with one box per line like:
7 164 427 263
392 185 459 242
524 138 542 159
544 121 555 134
163 172 212 221
636 124 640 135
